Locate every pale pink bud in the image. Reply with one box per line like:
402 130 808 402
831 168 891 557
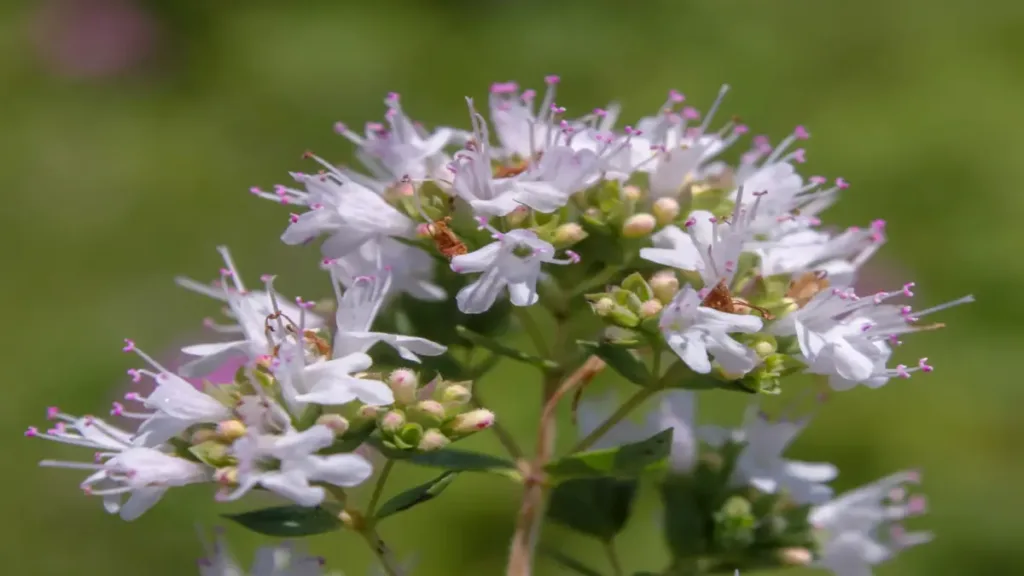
379 410 406 434
316 414 350 436
640 299 663 318
652 197 680 225
446 409 495 436
417 429 451 452
622 213 656 238
650 271 680 303
216 420 246 441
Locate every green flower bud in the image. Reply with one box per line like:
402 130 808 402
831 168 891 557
190 428 218 445
417 429 451 452
553 222 587 247
441 384 472 406
640 299 663 318
316 414 350 436
750 335 778 359
653 197 680 225
621 213 657 238
379 410 406 434
594 297 616 316
394 423 425 449
408 400 447 427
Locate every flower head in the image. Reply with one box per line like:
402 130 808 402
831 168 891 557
450 225 579 314
659 285 763 376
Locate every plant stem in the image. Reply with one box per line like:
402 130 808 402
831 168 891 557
366 460 394 518
514 306 550 358
604 539 625 576
570 386 659 453
506 356 608 576
360 528 403 576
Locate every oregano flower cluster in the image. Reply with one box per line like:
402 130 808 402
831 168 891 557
27 76 972 576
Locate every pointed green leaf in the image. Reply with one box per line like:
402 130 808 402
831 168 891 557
223 505 342 537
409 447 517 474
547 477 638 540
661 476 707 559
545 429 673 480
578 340 651 387
374 471 459 520
188 440 232 467
659 361 756 394
620 272 655 302
456 325 559 371
539 546 604 576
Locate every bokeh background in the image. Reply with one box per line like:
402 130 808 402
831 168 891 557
3 0 1020 574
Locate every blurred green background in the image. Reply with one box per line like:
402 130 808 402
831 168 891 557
3 0 1020 574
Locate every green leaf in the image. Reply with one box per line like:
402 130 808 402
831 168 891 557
188 440 232 467
545 428 673 480
661 476 707 559
223 505 342 537
620 272 655 302
659 361 756 394
539 546 604 576
456 325 559 371
578 340 651 387
547 477 638 540
374 471 459 520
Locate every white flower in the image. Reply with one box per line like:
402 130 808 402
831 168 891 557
577 389 698 473
659 285 763 376
218 424 373 507
486 77 564 160
253 156 413 259
178 246 326 378
772 284 974 390
640 188 759 288
120 339 233 446
750 222 884 285
273 343 394 410
699 406 836 505
199 530 341 576
450 225 579 314
334 92 454 184
449 98 600 217
327 266 447 363
326 236 445 302
811 470 931 576
29 410 209 521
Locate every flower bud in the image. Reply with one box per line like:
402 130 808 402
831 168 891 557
379 410 406 434
639 299 663 319
388 368 419 405
652 197 680 225
594 297 615 316
622 185 642 201
190 428 218 444
316 414 350 436
358 404 382 420
216 419 246 441
621 213 657 238
441 384 472 406
445 409 495 437
408 400 447 427
417 429 451 452
778 548 813 567
650 271 680 303
553 222 587 247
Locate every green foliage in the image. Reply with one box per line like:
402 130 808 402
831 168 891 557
547 477 638 540
224 505 343 537
544 429 673 480
374 472 459 521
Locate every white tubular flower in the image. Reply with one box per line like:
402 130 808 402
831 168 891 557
577 389 698 474
811 470 931 576
659 285 763 376
450 98 600 217
218 424 373 507
199 531 337 576
751 221 885 285
252 155 414 259
450 223 579 314
273 344 393 410
178 246 326 378
640 187 759 288
487 77 565 160
119 339 232 446
327 266 447 363
326 236 445 302
334 92 454 184
28 409 209 521
772 284 974 390
699 405 836 505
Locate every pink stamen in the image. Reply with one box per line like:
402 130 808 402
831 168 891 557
46 407 59 420
794 125 810 139
544 75 560 85
902 282 916 297
24 426 38 437
122 339 135 352
681 107 700 120
836 177 850 189
333 122 347 134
